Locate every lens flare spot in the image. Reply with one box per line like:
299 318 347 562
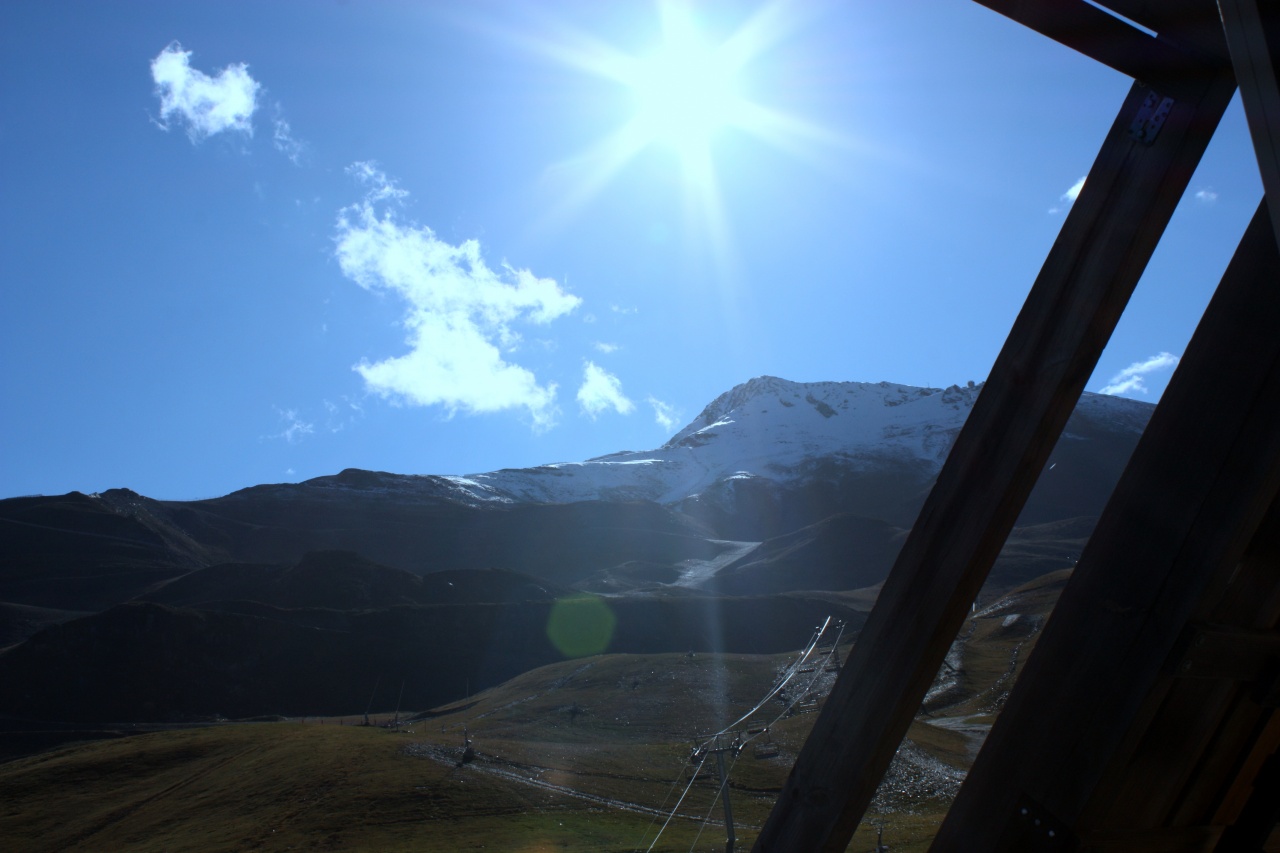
546 594 616 658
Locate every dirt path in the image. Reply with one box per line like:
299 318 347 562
405 741 758 830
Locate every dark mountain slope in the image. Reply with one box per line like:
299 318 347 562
0 593 868 723
161 489 722 587
706 513 909 595
0 492 210 611
140 551 571 610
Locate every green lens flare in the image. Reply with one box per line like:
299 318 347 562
546 594 616 658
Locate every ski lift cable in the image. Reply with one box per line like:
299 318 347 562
738 621 846 747
645 748 711 852
708 616 832 743
703 617 838 754
636 761 697 850
686 750 743 853
647 616 843 849
738 621 848 749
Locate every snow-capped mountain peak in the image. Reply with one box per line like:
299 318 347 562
431 377 1003 506
295 376 1153 524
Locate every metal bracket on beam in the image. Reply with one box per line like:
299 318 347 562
996 794 1075 851
1130 90 1176 144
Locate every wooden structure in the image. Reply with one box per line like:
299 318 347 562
753 2 1280 850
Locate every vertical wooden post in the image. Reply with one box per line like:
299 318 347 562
751 66 1235 853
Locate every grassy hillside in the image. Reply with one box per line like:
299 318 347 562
0 571 1074 851
0 648 960 852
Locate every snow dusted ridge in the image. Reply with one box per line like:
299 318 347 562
450 377 980 505
291 377 1153 508
386 375 1149 508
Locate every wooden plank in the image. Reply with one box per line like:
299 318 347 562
749 69 1235 853
972 0 1221 98
1219 0 1280 250
932 198 1280 849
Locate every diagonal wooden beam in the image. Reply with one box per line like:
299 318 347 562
932 198 1280 850
1092 1 1230 64
750 67 1235 853
972 0 1221 98
1219 0 1280 250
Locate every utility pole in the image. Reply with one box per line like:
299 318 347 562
715 749 736 853
690 733 742 853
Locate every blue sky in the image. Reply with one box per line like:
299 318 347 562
0 1 1262 500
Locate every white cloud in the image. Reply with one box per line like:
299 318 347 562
593 341 620 354
577 361 634 418
648 396 680 432
611 304 638 315
1048 175 1086 214
1099 351 1180 396
1195 188 1219 204
335 163 581 430
150 42 260 142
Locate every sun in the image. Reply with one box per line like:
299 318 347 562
506 0 846 267
625 11 747 155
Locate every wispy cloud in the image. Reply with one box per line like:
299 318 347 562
265 408 315 443
272 105 305 164
1099 351 1180 396
335 162 581 430
610 304 638 315
577 361 634 418
150 42 260 142
1048 175 1086 214
1195 188 1219 204
322 396 364 433
593 341 620 354
648 396 680 432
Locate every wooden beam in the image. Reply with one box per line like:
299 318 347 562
1085 494 1280 828
1173 625 1280 682
972 0 1222 98
932 199 1280 849
1084 826 1224 852
1091 1 1229 64
1219 0 1280 250
750 67 1235 853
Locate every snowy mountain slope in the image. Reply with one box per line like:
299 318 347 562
441 377 981 505
302 373 1162 527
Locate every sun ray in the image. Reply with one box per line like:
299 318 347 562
491 1 852 275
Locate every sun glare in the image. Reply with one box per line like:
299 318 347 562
510 0 846 271
628 18 745 153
